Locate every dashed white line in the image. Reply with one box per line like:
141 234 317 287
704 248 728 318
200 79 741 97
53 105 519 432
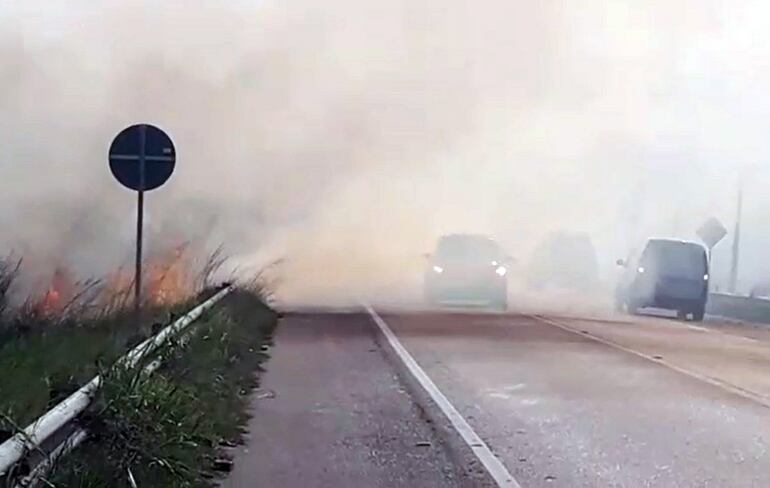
688 323 759 343
364 305 521 488
533 314 770 409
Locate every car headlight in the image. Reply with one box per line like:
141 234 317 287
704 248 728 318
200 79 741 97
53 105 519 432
637 266 645 274
703 273 709 281
495 266 507 276
433 265 444 274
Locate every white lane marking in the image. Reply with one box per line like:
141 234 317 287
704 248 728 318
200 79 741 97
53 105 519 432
702 325 760 344
533 315 770 409
488 392 512 400
365 305 521 488
684 322 760 344
485 384 527 401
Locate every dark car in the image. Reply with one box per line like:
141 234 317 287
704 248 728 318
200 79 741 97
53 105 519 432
615 238 709 321
424 234 509 310
526 231 599 291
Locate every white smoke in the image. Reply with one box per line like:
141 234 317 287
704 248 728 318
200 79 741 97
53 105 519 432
2 0 770 303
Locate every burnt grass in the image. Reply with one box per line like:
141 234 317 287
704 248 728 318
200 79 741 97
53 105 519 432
45 290 277 487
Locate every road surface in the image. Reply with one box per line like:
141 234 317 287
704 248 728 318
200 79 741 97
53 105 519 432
226 306 770 487
223 312 494 488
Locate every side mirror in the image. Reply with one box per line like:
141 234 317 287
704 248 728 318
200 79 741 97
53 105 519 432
422 253 432 259
616 259 626 267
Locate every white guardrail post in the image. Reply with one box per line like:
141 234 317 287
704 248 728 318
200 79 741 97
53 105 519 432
0 285 234 476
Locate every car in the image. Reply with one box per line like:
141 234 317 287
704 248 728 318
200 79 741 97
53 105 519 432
424 234 509 310
615 238 709 321
526 231 599 291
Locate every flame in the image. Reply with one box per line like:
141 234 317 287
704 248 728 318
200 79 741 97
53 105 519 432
101 268 134 308
99 244 195 308
146 244 194 307
30 243 197 317
35 267 74 316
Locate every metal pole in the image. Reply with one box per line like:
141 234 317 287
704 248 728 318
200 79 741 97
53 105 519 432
135 125 147 313
729 181 743 293
135 191 144 312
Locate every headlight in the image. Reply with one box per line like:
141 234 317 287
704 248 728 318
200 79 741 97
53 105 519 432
637 266 645 274
433 265 444 274
703 274 709 280
495 266 507 276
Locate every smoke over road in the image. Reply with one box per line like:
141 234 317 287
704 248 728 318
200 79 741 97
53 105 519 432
2 1 770 304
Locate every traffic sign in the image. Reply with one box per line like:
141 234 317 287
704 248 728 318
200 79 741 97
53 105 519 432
108 123 176 317
697 217 727 250
109 124 175 191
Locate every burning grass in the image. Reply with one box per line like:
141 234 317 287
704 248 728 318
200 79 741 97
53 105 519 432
0 246 239 432
0 244 280 487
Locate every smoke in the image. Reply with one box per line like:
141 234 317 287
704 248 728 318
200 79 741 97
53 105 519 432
3 0 770 304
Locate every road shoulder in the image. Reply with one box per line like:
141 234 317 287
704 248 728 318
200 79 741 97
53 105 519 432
222 312 484 488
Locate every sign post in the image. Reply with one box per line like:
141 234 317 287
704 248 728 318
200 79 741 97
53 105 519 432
109 124 176 313
136 189 144 313
697 217 727 261
730 185 743 293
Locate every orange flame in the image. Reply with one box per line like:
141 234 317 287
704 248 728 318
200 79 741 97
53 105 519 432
146 244 194 307
35 267 74 316
32 243 196 317
101 268 134 308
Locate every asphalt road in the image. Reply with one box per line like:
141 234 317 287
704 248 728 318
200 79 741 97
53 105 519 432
223 312 493 488
383 310 770 487
226 306 770 488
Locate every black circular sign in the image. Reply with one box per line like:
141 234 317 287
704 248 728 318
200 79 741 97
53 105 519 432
109 124 176 191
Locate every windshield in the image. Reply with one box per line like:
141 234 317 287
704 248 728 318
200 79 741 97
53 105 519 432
435 236 500 263
642 241 706 278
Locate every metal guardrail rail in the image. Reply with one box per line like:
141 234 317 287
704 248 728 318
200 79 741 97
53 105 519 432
0 285 234 479
707 292 770 324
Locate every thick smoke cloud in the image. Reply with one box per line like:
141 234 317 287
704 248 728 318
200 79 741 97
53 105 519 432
2 1 770 304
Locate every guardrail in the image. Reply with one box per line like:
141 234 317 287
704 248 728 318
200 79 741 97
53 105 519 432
707 292 770 324
0 285 234 480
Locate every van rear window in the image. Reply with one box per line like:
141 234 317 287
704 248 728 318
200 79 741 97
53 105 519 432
642 241 706 277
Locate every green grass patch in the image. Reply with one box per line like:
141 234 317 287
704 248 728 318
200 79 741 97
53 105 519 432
45 290 277 487
0 298 201 429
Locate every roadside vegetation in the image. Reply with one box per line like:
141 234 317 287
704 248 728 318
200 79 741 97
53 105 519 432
0 252 218 429
0 296 199 430
0 252 279 487
48 289 277 487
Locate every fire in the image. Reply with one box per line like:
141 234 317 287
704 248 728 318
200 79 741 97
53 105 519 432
99 244 196 308
30 243 197 318
35 267 74 316
102 268 134 309
145 244 194 307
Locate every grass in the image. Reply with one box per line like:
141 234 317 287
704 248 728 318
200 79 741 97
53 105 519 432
0 249 279 486
0 248 229 429
43 289 277 487
0 298 199 429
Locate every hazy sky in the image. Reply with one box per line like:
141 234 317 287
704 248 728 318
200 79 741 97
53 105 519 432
2 0 770 301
